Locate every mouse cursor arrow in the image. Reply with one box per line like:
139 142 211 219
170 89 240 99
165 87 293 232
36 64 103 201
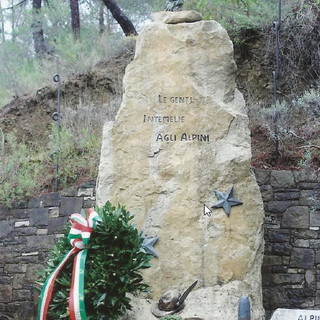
204 204 212 217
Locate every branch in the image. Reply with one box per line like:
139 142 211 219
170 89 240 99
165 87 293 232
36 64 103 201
0 312 12 320
296 145 320 150
286 130 308 143
3 0 28 10
101 0 137 36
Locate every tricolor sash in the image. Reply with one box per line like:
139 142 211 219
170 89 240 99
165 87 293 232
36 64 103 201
37 208 101 320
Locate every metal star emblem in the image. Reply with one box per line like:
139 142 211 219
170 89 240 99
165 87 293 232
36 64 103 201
141 233 158 257
211 186 243 216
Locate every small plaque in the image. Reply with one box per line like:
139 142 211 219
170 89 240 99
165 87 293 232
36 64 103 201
271 308 320 320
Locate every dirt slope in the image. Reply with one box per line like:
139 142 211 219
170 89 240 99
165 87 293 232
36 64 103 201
0 44 135 148
1 33 319 170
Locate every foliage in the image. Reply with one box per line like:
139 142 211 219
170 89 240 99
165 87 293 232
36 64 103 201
49 92 117 189
49 31 118 75
0 41 52 103
0 106 103 206
0 0 127 107
37 202 152 320
1 0 320 181
0 132 45 206
184 0 279 39
49 124 100 188
0 86 11 108
0 0 315 109
278 1 320 91
251 87 320 167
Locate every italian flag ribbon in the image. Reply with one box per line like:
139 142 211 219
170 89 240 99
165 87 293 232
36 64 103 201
37 208 101 320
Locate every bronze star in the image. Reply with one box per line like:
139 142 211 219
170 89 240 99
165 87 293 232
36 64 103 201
211 186 243 216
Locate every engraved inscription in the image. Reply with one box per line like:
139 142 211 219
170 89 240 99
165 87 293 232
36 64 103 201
143 94 209 142
156 133 210 142
298 315 320 320
143 115 185 123
180 133 209 142
158 95 194 104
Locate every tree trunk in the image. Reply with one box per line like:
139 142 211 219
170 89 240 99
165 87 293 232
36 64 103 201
0 1 5 43
106 9 112 33
69 0 80 40
32 0 47 57
99 2 105 34
11 0 16 42
101 0 137 36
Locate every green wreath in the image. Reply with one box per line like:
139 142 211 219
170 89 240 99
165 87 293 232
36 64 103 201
37 202 152 320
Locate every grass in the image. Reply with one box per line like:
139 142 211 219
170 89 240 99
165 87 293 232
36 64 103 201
1 0 319 204
250 86 320 169
0 100 109 206
0 132 45 206
0 30 127 110
0 33 127 206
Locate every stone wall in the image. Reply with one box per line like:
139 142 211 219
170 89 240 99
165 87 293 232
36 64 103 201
256 170 320 320
1 170 320 319
0 181 96 320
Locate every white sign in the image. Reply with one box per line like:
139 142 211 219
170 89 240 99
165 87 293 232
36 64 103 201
271 308 320 320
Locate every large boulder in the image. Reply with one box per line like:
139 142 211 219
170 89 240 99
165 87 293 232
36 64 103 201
97 10 265 320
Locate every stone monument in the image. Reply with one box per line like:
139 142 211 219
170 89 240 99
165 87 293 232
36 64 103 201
97 10 265 320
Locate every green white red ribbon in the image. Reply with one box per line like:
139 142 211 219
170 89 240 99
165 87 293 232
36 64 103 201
37 208 101 320
69 249 88 320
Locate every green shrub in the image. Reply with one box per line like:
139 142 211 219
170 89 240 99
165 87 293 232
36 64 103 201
0 42 55 102
0 117 102 205
48 102 105 188
0 86 11 107
37 202 152 320
253 87 320 142
185 0 278 32
0 132 45 206
251 87 320 167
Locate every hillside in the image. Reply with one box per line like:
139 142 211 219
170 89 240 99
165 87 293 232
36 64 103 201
0 42 135 148
0 18 319 204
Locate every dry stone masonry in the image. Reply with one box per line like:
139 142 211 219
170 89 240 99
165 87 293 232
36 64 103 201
97 11 265 320
256 170 320 320
0 172 319 319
